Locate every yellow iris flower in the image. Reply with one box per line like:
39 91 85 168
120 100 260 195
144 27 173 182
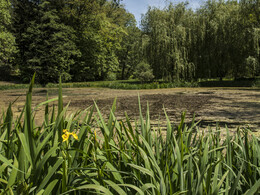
62 129 78 142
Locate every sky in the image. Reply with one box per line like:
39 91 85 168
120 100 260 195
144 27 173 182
122 0 205 26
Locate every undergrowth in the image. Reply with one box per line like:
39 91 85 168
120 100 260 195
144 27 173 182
0 80 199 90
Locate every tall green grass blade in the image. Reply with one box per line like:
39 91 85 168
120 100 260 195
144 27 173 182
4 103 13 159
35 131 53 161
0 154 23 173
108 98 117 130
119 184 144 195
7 155 18 187
104 180 127 195
44 92 49 126
0 129 7 151
0 162 8 175
230 162 244 195
106 162 124 184
139 135 166 195
33 97 59 113
53 103 69 145
0 178 8 184
212 170 229 195
75 184 114 195
17 132 33 165
139 183 157 194
42 179 59 195
212 159 221 194
50 104 55 124
37 158 63 192
24 73 36 164
94 101 110 137
138 95 145 139
34 144 59 182
127 163 154 178
244 178 260 195
57 76 64 143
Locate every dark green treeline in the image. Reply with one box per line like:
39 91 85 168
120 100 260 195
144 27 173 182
0 0 259 84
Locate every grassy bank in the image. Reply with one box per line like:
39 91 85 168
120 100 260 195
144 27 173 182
2 78 260 91
0 80 199 90
0 76 259 194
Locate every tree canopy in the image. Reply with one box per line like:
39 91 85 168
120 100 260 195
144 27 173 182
0 0 259 83
0 0 17 79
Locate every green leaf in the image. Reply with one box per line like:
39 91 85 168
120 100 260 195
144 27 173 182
34 144 58 182
212 170 229 195
43 179 59 195
244 178 260 195
17 132 33 165
37 158 63 192
139 183 157 193
0 153 23 173
33 97 59 112
104 180 127 195
119 184 144 195
57 76 64 143
127 163 154 178
7 155 18 187
106 162 124 184
35 132 53 161
94 101 110 136
76 184 114 195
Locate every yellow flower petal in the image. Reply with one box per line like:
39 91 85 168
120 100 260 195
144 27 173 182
71 132 78 140
62 133 69 142
94 130 97 140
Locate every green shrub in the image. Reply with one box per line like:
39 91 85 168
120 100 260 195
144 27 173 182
105 72 117 81
244 56 259 77
134 62 154 82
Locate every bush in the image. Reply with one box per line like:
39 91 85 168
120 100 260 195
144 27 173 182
105 71 117 81
244 56 259 77
134 62 154 82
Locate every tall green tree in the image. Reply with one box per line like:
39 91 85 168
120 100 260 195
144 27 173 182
118 25 142 79
59 0 127 81
0 0 17 79
20 0 80 85
141 3 195 81
12 0 39 74
240 0 260 76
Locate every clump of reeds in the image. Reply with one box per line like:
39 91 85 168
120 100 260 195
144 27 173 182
0 75 259 194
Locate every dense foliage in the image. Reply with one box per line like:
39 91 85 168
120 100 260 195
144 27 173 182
0 77 259 194
0 0 17 79
9 0 138 84
141 0 260 81
0 0 259 83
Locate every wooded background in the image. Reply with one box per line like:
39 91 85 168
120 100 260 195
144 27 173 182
0 0 259 84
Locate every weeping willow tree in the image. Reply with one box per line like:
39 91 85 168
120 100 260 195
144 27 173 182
0 0 17 79
141 3 195 81
141 0 260 81
242 0 260 76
